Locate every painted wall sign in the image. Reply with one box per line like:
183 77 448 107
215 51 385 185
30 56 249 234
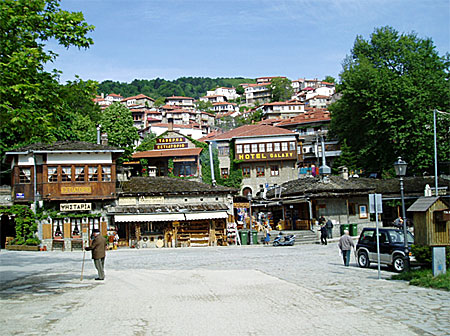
139 196 165 204
155 143 188 150
236 151 295 162
118 197 137 206
157 137 186 143
60 186 92 194
60 203 92 211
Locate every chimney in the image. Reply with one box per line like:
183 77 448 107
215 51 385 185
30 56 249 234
168 117 174 131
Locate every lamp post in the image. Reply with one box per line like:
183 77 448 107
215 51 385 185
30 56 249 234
394 157 409 271
247 192 252 244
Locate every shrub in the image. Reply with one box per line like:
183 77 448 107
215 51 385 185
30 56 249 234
412 244 450 268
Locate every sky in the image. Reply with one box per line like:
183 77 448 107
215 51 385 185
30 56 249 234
47 0 450 84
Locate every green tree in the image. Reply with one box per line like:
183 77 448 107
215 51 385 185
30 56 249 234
100 103 138 160
331 140 359 174
323 76 336 84
330 26 450 175
196 100 214 113
268 77 294 102
0 0 94 156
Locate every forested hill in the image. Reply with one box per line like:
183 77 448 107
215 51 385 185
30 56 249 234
97 77 256 99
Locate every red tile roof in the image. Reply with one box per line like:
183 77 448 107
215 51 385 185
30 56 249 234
122 94 155 101
166 96 194 100
133 147 203 159
208 124 296 141
275 109 331 126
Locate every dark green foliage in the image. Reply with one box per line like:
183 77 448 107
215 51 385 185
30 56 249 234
391 269 450 291
330 26 450 176
268 77 294 102
331 140 360 174
0 205 39 245
323 76 336 84
411 244 450 268
97 77 255 100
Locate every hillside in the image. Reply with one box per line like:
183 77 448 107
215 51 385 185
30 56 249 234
97 77 256 99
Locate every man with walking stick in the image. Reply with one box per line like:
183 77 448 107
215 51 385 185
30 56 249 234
85 229 107 280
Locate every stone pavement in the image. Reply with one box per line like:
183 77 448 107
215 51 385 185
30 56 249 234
0 243 449 335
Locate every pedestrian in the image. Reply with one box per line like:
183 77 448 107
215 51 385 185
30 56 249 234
85 229 107 280
264 226 271 245
320 224 328 245
338 229 355 266
319 215 326 225
393 216 403 229
326 219 334 239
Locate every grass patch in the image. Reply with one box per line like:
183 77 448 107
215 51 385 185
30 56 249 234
391 269 450 291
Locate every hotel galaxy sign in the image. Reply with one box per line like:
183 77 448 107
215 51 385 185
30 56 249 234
235 148 296 162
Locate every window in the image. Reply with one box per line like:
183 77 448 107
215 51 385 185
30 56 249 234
89 167 99 181
19 168 31 183
348 203 356 215
244 144 250 153
256 166 265 177
75 167 85 182
259 144 265 152
270 165 279 176
242 167 250 178
281 142 288 151
72 218 81 237
221 168 229 178
360 230 374 244
236 144 243 154
274 143 281 151
289 142 296 151
266 143 273 152
53 219 63 238
218 146 229 156
102 166 111 181
61 166 72 182
251 144 258 153
48 167 58 183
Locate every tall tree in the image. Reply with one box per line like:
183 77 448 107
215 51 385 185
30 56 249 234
100 103 139 160
330 26 450 175
323 76 336 84
268 77 294 102
0 0 94 156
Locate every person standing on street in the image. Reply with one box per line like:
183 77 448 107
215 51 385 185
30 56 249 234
85 229 107 280
326 219 334 239
338 230 355 266
320 224 328 245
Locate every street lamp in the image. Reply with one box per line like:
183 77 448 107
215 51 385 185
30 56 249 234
247 192 253 244
394 156 409 271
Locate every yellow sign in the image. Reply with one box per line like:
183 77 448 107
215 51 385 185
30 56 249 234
157 137 185 143
234 202 250 208
139 196 164 204
155 143 187 150
61 186 92 194
236 152 294 161
118 197 137 206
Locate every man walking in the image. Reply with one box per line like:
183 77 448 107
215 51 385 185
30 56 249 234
338 229 354 266
320 224 328 245
85 229 107 280
326 219 334 239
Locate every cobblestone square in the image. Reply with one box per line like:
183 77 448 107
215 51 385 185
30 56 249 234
1 243 449 335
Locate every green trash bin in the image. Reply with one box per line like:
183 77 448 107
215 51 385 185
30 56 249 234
250 230 258 244
349 224 358 236
239 230 249 245
340 224 350 235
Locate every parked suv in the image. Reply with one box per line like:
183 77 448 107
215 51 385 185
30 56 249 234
356 227 414 272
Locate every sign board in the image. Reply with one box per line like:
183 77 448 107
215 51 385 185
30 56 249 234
61 186 92 194
369 194 383 214
235 151 296 162
432 246 447 276
16 193 25 199
234 202 250 208
157 137 186 143
118 197 137 206
139 196 164 205
155 143 187 150
60 203 92 211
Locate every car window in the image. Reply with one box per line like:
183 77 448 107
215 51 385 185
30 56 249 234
360 230 374 243
379 232 388 243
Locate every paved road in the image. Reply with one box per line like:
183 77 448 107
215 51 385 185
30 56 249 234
1 243 449 335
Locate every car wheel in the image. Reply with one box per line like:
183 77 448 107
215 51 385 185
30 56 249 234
357 251 370 268
392 255 405 273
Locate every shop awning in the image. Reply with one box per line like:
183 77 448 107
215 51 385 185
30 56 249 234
184 211 228 220
114 213 185 222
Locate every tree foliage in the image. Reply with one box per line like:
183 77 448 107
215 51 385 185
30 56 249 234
268 77 294 102
0 0 95 157
97 77 255 100
100 103 138 160
330 26 450 175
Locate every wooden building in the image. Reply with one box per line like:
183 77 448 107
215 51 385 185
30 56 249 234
5 141 124 250
407 197 450 246
108 177 236 248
